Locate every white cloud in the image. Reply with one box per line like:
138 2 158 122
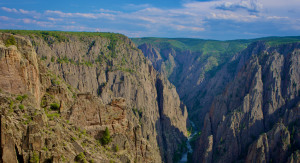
47 17 63 21
94 8 123 13
267 16 289 19
44 10 115 19
125 4 151 9
0 16 13 21
213 0 263 13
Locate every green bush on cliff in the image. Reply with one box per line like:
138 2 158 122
76 152 87 162
115 144 119 152
16 96 23 101
50 103 60 110
30 151 39 163
5 35 16 47
101 127 112 145
19 104 24 110
16 94 28 101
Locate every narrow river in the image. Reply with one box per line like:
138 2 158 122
179 120 198 163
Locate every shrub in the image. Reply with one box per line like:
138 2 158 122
115 145 119 152
9 101 14 108
76 152 87 162
46 112 60 119
42 147 48 151
22 94 28 99
19 104 24 110
16 95 23 101
72 137 77 141
5 35 16 47
50 103 60 110
30 151 39 163
101 127 112 145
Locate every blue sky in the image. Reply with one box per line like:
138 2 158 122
0 0 300 40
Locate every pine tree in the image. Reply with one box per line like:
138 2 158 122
101 127 111 145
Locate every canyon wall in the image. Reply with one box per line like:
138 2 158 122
0 32 189 163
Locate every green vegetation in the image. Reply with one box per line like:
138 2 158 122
101 127 112 145
132 36 300 79
76 152 87 163
46 111 60 119
23 114 32 124
72 137 77 141
5 35 16 47
57 55 70 64
16 94 28 101
16 96 23 101
30 151 39 163
19 104 24 110
9 100 14 109
61 155 67 162
50 103 60 110
42 147 48 151
115 145 119 152
0 29 126 43
187 127 193 136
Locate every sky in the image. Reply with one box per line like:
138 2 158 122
0 0 300 40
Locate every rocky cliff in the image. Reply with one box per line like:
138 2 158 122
192 42 300 163
0 31 189 163
133 39 254 129
134 38 300 131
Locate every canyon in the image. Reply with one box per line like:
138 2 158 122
1 30 300 163
134 37 300 163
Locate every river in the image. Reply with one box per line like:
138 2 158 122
179 120 198 163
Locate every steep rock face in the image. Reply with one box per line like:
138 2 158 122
0 33 168 163
138 41 300 131
138 44 163 71
0 33 41 105
11 32 189 163
193 47 300 163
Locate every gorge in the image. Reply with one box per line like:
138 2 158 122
1 30 300 163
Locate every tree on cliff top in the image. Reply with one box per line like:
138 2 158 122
5 35 16 47
101 127 112 145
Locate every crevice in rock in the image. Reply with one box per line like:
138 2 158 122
15 145 24 163
98 107 102 126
